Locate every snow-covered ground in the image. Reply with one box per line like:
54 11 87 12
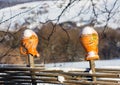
45 59 120 70
0 0 120 31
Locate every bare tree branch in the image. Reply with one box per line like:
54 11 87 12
0 3 41 24
47 0 76 42
101 0 119 38
90 0 98 19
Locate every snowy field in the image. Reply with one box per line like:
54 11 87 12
45 59 120 71
0 0 120 31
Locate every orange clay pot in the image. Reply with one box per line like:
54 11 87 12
20 30 40 57
80 27 99 60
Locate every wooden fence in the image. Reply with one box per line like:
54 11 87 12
0 64 120 85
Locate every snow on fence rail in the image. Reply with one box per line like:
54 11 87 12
0 64 120 85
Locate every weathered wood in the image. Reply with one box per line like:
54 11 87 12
96 68 120 72
0 64 44 67
64 80 119 85
97 79 120 83
28 54 34 67
0 72 58 77
0 77 58 81
28 54 36 85
60 72 120 78
0 80 60 84
89 60 96 82
0 67 44 71
0 64 120 84
1 70 120 77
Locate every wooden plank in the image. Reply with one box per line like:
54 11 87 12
0 67 44 71
0 64 44 68
0 71 120 78
89 60 96 82
0 63 120 85
96 68 120 72
0 80 61 84
27 54 36 85
61 72 120 78
64 80 119 85
0 76 58 81
97 79 120 83
0 72 59 77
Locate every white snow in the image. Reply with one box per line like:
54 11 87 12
57 76 65 83
0 0 120 31
45 59 120 69
80 26 97 34
23 29 37 38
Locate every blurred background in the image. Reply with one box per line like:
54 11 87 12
0 0 120 64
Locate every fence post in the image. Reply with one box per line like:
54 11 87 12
89 60 96 82
28 54 36 85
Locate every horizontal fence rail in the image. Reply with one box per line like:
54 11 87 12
0 64 120 85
